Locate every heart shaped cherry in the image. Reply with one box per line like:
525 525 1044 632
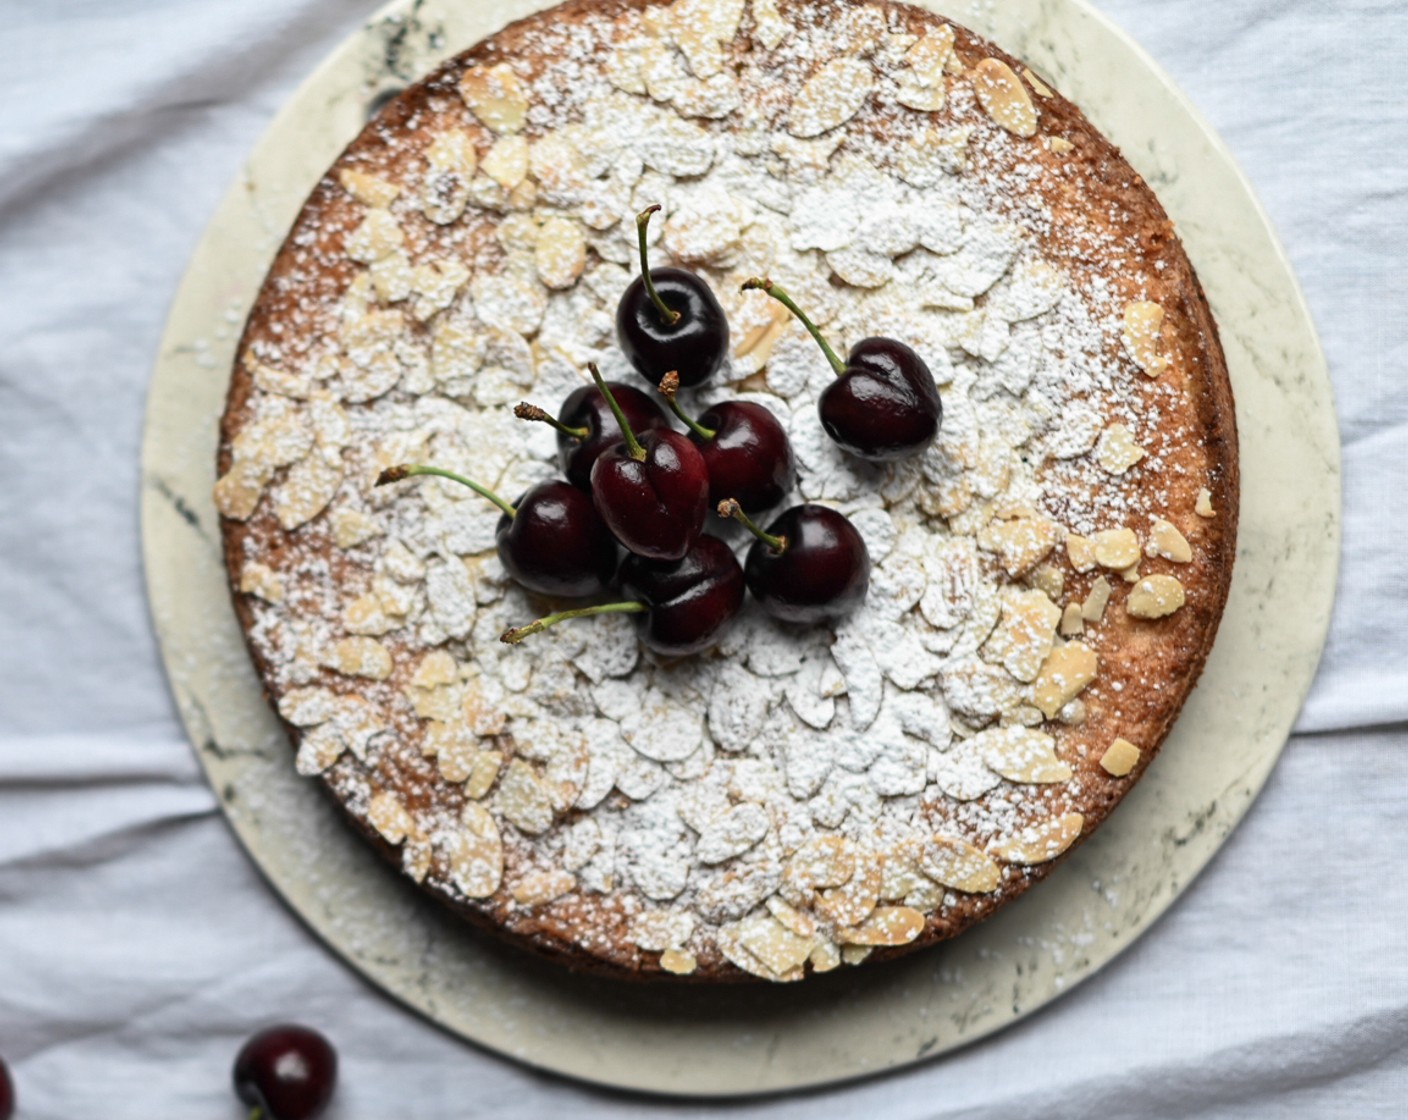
233 1024 337 1120
514 380 669 491
719 499 871 624
742 277 941 462
617 204 729 388
657 371 795 513
586 362 709 561
0 1055 13 1120
501 535 744 657
377 467 617 598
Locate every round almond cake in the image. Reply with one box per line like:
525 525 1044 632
215 0 1238 982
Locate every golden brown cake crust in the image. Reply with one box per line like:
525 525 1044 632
216 0 1238 982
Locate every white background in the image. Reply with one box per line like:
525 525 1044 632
1 0 1404 1116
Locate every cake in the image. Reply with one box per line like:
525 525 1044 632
214 0 1238 982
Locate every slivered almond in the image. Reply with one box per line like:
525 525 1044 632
1100 738 1141 777
990 812 1084 864
1123 301 1168 376
917 835 1002 893
1033 642 1098 718
973 58 1038 138
459 63 528 133
1126 574 1186 619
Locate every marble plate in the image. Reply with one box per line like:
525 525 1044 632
141 0 1340 1097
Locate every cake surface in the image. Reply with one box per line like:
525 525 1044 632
215 0 1238 982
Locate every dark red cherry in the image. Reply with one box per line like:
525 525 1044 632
377 468 617 598
495 480 618 597
616 205 729 388
0 1056 13 1120
233 1024 337 1120
515 380 669 491
721 500 871 624
586 364 709 561
658 371 795 513
743 278 941 462
500 535 744 657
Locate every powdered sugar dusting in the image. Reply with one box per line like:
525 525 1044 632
215 0 1230 980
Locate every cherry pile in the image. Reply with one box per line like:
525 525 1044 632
383 205 946 655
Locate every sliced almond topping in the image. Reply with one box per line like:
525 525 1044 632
233 412 312 469
343 592 393 637
809 938 841 973
841 945 874 966
1059 602 1084 636
1033 641 1098 719
239 561 284 604
1100 737 1141 777
1148 517 1193 563
496 758 555 835
345 208 404 264
895 25 955 112
1031 564 1065 601
325 636 392 680
278 687 337 727
742 915 816 976
367 790 413 844
839 906 925 947
1096 423 1146 475
1122 301 1168 377
339 168 400 208
977 725 1073 783
534 216 587 289
459 63 528 133
1066 533 1097 573
786 58 875 138
766 895 818 939
411 649 458 689
783 835 855 896
481 134 529 190
697 803 770 865
816 859 882 929
660 948 698 975
1120 561 1142 584
511 868 576 906
1127 574 1186 619
450 802 503 899
295 724 345 776
631 910 696 952
978 515 1061 578
464 750 503 800
248 359 313 400
990 812 1084 864
1081 576 1113 623
273 451 342 530
751 0 788 48
1196 487 1216 518
972 58 1038 138
917 834 1002 893
1047 136 1075 154
1022 67 1054 98
369 251 414 303
984 587 1061 682
1091 528 1141 570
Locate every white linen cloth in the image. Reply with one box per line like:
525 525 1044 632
1 0 1404 1115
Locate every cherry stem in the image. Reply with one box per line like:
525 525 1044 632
588 362 647 462
740 277 846 377
501 601 647 644
636 205 681 328
717 498 788 555
376 464 516 518
514 401 588 441
657 371 716 441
